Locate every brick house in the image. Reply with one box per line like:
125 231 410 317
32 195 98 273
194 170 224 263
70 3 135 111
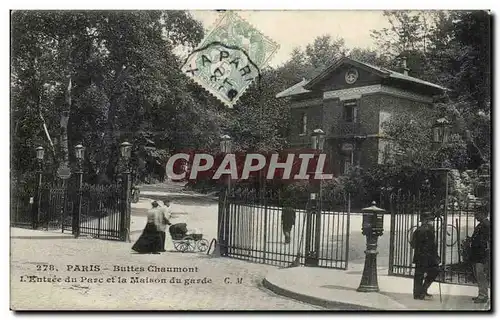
276 57 448 176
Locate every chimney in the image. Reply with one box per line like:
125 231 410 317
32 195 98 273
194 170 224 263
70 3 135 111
402 56 410 76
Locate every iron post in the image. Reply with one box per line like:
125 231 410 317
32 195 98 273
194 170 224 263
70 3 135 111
73 144 85 238
305 128 325 267
430 168 451 267
441 170 449 267
33 146 44 230
213 135 232 257
357 201 385 292
304 191 318 266
314 178 322 262
120 142 132 242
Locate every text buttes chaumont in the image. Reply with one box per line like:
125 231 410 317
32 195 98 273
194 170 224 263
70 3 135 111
66 265 199 273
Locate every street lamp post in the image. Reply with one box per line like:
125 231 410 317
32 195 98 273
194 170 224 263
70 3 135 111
430 167 451 267
357 201 385 292
33 146 45 229
120 141 132 242
73 144 85 238
213 134 232 257
305 129 325 267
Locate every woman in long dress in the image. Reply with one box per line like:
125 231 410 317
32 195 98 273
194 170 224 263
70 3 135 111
132 201 163 254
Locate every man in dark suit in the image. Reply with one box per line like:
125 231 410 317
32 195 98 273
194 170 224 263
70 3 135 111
282 206 296 244
410 212 440 300
469 204 490 303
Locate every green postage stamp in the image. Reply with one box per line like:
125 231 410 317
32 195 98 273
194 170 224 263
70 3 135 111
181 11 279 108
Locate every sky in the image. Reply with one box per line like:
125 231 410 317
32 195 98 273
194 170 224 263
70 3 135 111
189 10 391 67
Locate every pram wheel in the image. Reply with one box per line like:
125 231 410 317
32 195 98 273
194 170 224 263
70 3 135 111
173 241 187 252
181 236 196 252
197 239 209 252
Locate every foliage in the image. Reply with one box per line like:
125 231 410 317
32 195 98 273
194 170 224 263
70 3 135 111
278 35 348 81
226 68 291 152
11 10 490 192
371 10 491 165
380 111 470 170
11 10 226 186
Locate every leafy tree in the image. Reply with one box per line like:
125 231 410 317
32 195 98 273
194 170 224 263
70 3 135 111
304 35 347 70
347 48 393 68
11 10 225 186
370 10 491 168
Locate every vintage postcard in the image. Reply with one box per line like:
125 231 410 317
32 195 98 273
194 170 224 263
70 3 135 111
10 9 491 311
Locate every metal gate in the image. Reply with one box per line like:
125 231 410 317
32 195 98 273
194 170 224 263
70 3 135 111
387 189 482 285
218 185 350 269
78 184 125 240
39 184 72 231
12 181 129 241
11 185 35 228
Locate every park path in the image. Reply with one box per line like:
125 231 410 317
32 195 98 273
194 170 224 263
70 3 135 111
10 227 321 310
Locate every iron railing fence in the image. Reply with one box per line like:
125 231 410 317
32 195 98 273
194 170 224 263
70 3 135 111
387 190 482 285
219 185 351 270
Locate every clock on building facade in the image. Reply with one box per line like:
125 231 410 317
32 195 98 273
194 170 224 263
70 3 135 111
345 68 359 84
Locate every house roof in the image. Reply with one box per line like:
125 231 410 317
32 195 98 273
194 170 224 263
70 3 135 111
276 57 449 99
275 78 311 98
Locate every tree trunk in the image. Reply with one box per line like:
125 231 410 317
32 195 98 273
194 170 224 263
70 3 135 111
99 66 128 181
33 58 57 160
60 76 72 167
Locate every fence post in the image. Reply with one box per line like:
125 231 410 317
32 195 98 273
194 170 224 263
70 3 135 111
222 179 231 256
213 185 225 257
73 163 84 238
32 160 43 230
441 171 450 269
345 193 351 269
388 193 396 275
118 142 133 242
262 184 268 264
304 188 319 267
313 179 322 265
120 168 132 242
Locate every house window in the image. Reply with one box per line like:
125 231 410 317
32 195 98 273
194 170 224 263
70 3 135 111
342 151 354 174
299 112 307 135
378 139 396 164
379 111 392 135
433 126 450 143
343 100 358 123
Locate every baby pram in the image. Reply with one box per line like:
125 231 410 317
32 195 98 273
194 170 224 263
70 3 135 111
169 223 209 253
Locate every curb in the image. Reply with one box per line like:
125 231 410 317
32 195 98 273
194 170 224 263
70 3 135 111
262 277 379 311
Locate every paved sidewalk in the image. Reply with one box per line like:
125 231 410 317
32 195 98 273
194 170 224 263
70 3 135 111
263 264 490 311
10 227 319 310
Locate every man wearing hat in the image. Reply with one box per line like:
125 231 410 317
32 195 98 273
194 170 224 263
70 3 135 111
410 212 440 300
469 203 490 303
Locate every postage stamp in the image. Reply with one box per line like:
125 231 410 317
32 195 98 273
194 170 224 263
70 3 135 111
181 11 280 108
